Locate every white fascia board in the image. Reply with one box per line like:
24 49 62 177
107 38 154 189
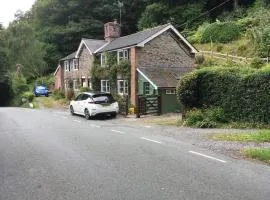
96 45 137 54
169 25 198 53
75 40 93 58
94 42 109 54
136 24 198 53
137 68 158 90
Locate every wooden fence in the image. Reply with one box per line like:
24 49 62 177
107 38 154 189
198 50 269 64
136 95 161 118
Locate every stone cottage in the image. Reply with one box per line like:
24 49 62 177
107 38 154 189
56 20 197 113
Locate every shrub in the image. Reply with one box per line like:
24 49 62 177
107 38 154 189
66 90 74 100
187 22 210 44
79 87 92 93
250 57 264 68
177 66 270 124
195 54 205 65
201 22 240 43
52 89 65 100
21 92 34 102
35 75 54 87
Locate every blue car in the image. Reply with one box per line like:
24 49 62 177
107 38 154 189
33 85 49 97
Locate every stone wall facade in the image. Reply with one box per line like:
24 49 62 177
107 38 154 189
63 45 94 90
136 30 195 70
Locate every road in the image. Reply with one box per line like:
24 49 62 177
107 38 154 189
0 107 269 200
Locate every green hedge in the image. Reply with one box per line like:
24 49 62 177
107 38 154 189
177 66 270 124
201 22 240 43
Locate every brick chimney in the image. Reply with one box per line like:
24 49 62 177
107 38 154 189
104 19 121 42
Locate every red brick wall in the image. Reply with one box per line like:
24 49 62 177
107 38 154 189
54 66 63 90
130 47 137 107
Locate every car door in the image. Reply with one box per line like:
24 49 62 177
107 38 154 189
73 94 83 114
79 94 90 112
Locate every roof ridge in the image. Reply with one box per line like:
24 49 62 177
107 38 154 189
116 23 171 40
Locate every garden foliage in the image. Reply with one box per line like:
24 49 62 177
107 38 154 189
177 66 270 124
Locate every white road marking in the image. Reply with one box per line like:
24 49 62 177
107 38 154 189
111 130 125 134
90 124 101 128
73 120 81 123
189 151 227 163
140 137 162 144
144 125 152 128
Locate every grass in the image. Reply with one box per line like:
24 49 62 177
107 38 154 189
141 114 182 126
212 130 270 142
243 148 270 163
194 37 256 58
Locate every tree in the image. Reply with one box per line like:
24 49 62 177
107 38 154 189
5 21 47 78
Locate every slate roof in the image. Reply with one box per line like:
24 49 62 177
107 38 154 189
59 51 76 61
82 39 107 53
97 23 171 53
138 66 193 88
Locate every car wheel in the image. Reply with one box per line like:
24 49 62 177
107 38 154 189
70 106 74 115
84 109 91 120
111 113 117 118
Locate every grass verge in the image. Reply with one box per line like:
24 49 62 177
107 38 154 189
212 130 270 142
141 115 182 126
243 148 270 163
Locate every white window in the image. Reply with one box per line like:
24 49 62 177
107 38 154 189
101 80 110 93
64 60 69 71
64 80 68 90
73 59 78 70
101 53 107 67
165 89 176 94
117 49 129 64
117 80 128 95
144 82 150 95
70 60 74 70
73 80 78 90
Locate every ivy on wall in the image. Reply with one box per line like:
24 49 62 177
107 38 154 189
91 52 131 94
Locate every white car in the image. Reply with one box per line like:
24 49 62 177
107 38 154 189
69 92 119 119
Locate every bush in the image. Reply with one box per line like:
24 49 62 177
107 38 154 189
187 22 210 44
250 57 264 68
79 87 92 92
52 89 65 100
66 90 74 100
35 75 54 87
21 92 34 102
201 22 240 43
177 66 270 124
195 54 205 65
184 107 227 128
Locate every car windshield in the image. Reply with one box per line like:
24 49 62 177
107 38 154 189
36 86 47 90
92 94 115 104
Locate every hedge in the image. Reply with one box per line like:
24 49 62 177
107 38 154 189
177 66 270 124
201 22 240 43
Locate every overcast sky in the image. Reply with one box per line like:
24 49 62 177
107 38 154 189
0 0 36 27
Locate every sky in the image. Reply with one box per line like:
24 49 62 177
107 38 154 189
0 0 36 27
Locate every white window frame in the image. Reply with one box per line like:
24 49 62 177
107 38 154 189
73 59 78 70
117 80 128 95
64 60 69 71
101 53 107 67
73 80 78 90
117 49 129 64
144 82 150 95
101 80 110 93
165 89 176 94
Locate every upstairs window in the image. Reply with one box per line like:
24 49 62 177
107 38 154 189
117 80 128 95
73 59 78 70
70 60 74 70
101 53 107 67
117 49 129 64
64 60 70 71
101 80 110 93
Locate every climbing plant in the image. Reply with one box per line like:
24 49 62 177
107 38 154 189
91 52 131 94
